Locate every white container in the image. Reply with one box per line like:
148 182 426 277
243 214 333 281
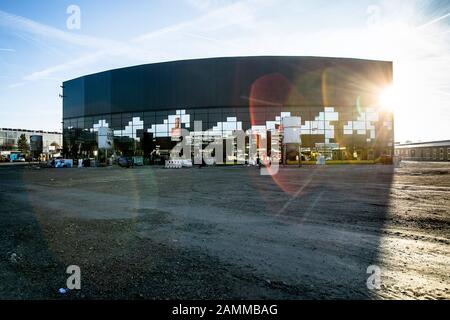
316 155 326 165
284 127 301 144
282 117 302 144
98 127 114 149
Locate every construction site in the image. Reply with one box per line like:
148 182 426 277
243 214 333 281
0 161 448 299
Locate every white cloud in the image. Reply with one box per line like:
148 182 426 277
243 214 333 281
2 1 265 84
187 0 239 11
0 9 117 49
133 0 259 43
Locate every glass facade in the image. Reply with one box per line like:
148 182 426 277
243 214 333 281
62 56 394 162
63 105 393 161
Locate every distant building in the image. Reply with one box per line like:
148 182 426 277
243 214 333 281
0 128 62 153
395 140 450 161
63 56 394 162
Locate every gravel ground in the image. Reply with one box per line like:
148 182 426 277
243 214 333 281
0 161 448 299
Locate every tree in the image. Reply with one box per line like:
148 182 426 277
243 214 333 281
17 134 29 154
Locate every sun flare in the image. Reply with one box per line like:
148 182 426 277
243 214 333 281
379 85 398 112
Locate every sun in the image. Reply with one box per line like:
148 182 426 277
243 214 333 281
379 85 399 113
378 62 427 116
379 85 410 112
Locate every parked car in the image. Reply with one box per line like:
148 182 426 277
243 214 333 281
118 156 133 168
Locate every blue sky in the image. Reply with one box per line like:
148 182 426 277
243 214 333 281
0 0 449 142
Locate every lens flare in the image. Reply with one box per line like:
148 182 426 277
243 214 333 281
379 85 398 113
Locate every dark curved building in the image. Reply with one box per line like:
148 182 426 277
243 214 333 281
62 56 394 161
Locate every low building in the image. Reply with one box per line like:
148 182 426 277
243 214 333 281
0 128 62 154
395 140 450 161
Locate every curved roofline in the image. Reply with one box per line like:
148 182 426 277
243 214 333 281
63 55 392 83
396 140 450 148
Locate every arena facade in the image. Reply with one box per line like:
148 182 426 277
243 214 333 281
62 56 394 163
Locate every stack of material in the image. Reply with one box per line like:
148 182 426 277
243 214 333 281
165 160 183 169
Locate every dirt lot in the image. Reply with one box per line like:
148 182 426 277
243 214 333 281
0 161 448 299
